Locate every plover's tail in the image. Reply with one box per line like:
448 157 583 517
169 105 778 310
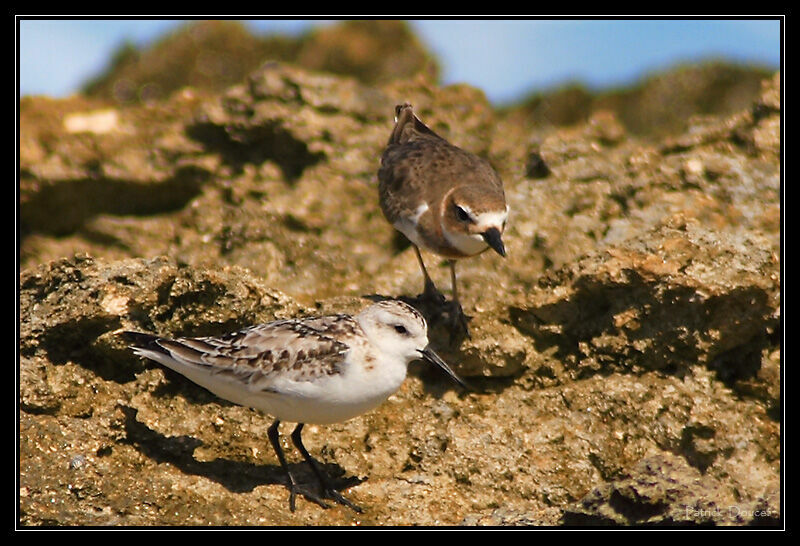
389 103 443 145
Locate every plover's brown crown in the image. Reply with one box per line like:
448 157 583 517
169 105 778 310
378 103 508 259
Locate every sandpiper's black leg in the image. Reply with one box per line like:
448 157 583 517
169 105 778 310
268 419 333 511
291 423 363 513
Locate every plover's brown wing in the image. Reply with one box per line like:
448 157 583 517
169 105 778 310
381 103 504 206
378 138 444 249
379 105 448 222
380 139 497 216
123 316 360 386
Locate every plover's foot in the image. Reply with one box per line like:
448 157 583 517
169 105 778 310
443 299 471 344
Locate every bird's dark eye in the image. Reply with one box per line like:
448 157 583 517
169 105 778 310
455 205 470 222
394 324 409 335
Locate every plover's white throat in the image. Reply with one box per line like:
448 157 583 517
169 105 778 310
123 299 466 513
378 103 508 340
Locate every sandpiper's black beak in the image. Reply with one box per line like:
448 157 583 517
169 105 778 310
419 348 470 390
482 227 506 257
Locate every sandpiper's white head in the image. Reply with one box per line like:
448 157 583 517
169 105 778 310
355 300 467 388
356 300 429 364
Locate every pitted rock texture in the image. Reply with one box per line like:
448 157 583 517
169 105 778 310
19 24 780 527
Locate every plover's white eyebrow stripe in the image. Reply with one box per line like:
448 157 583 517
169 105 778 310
474 208 509 229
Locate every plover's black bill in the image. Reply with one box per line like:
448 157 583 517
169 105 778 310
419 347 471 391
481 227 506 257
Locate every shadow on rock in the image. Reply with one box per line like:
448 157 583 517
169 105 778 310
509 270 772 383
118 405 363 495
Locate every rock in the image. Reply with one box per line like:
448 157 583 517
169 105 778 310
564 453 780 526
82 20 438 104
18 29 780 526
510 219 779 389
510 61 773 137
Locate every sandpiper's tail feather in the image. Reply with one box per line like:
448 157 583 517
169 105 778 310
122 331 163 351
122 330 184 368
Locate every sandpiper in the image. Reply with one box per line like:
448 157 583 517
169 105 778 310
124 299 466 512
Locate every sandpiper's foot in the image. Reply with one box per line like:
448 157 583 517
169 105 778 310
284 479 362 513
289 424 363 513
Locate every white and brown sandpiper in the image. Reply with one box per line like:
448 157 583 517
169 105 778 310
124 299 466 513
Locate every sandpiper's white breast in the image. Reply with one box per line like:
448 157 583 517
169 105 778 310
244 351 409 424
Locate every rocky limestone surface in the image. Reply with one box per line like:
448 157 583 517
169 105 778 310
82 20 438 104
507 62 773 137
18 36 781 527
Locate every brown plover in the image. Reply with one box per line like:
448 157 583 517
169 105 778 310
378 103 508 339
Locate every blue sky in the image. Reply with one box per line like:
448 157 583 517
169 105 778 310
17 18 781 105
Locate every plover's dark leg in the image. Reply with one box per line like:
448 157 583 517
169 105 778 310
290 423 363 512
414 246 446 305
447 261 471 341
267 419 333 512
